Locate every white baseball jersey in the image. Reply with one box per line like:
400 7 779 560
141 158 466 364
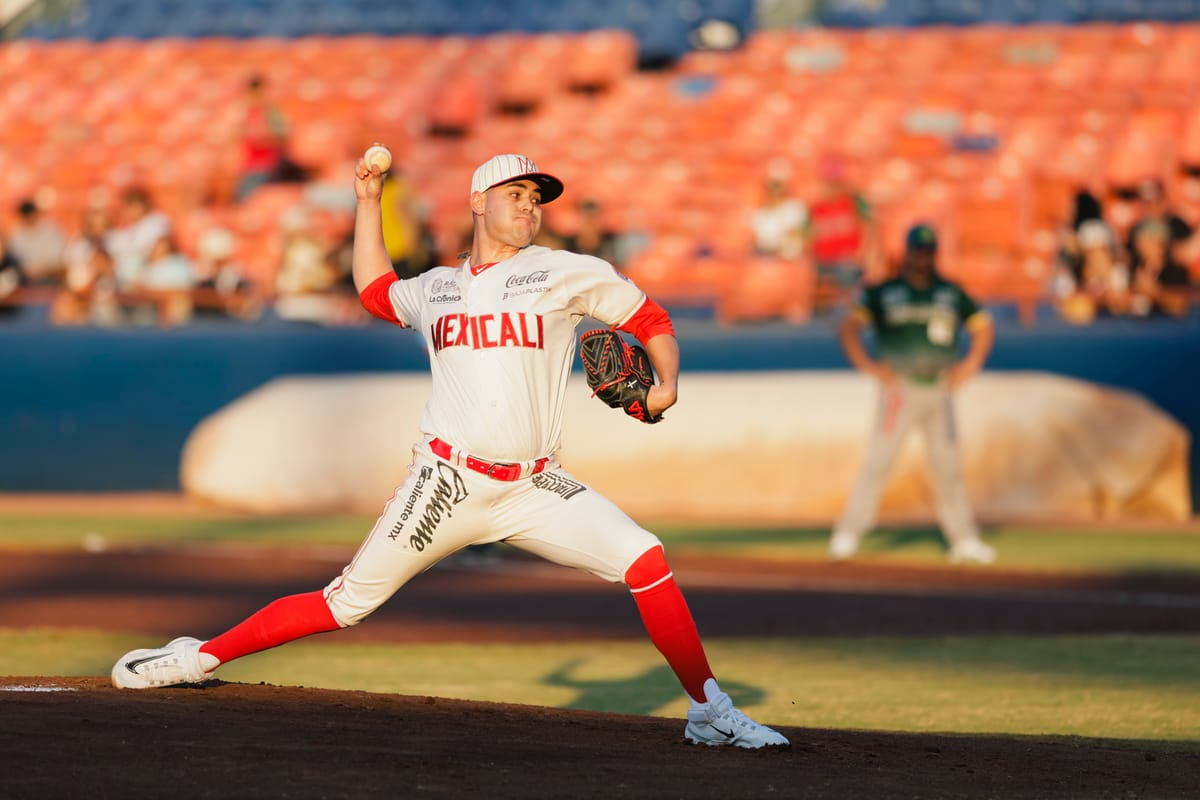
385 245 645 462
322 245 661 624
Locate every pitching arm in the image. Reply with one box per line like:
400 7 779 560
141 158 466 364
351 148 395 294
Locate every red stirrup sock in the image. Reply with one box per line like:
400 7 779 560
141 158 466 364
625 545 714 703
199 590 341 666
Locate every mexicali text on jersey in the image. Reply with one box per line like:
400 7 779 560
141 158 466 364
383 245 647 461
430 312 545 352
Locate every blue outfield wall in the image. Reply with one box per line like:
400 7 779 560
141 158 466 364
1 307 1197 512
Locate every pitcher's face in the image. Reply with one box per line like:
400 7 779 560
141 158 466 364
478 179 543 248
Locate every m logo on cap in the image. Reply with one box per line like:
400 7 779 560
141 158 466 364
470 154 564 204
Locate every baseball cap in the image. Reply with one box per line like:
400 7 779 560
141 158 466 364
905 223 938 251
470 154 563 204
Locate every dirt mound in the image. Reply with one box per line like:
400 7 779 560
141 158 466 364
1 678 1195 800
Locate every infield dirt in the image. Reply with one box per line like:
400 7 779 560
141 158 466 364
2 543 1199 798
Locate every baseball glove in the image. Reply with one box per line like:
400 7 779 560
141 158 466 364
579 328 662 424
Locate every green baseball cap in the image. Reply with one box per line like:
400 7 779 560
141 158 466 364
905 223 938 251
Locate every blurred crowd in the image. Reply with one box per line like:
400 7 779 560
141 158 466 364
1050 178 1196 322
0 70 1195 328
745 158 1197 324
0 73 438 328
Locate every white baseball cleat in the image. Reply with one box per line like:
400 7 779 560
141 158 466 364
947 539 996 565
685 688 789 749
111 636 211 689
827 530 860 562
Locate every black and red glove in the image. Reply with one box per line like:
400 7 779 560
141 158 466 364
579 328 662 424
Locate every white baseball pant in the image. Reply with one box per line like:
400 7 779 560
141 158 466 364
834 379 980 547
323 437 662 626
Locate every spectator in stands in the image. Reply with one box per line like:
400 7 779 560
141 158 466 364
1053 219 1132 324
234 74 296 202
273 205 359 324
52 207 122 327
562 198 622 267
1128 219 1193 319
0 235 24 317
136 234 197 326
1125 178 1198 279
804 155 877 315
1055 189 1107 274
7 198 67 286
193 226 261 321
105 187 172 290
750 175 806 259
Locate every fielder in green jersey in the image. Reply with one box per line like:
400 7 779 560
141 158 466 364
830 223 997 564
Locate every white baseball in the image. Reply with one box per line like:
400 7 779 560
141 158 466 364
364 144 392 173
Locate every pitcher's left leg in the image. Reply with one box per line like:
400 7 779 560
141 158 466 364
500 471 788 747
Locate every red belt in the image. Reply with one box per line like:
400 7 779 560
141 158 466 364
428 438 549 482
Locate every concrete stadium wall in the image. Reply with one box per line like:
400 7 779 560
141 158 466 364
1 310 1196 514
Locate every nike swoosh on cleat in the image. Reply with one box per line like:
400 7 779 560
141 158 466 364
712 725 735 738
124 653 167 674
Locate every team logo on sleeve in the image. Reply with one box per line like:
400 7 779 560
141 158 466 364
431 312 545 352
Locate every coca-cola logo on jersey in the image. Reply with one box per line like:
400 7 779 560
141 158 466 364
505 270 550 288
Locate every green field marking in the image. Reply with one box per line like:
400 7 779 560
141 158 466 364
6 629 1197 748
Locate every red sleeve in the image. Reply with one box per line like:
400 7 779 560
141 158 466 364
358 272 404 326
616 296 674 344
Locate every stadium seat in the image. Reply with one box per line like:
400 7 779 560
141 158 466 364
565 29 638 93
715 255 814 326
956 177 1029 260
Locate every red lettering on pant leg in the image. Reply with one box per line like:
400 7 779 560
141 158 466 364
199 590 340 666
625 545 714 703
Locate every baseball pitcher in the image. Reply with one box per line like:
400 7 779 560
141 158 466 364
112 151 788 749
829 223 996 565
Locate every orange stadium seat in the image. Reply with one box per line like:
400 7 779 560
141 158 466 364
489 33 570 112
956 177 1029 258
12 23 1200 316
715 256 814 326
564 29 638 93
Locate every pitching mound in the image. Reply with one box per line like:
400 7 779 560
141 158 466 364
2 677 1196 799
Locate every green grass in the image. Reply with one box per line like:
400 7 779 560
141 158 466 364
4 629 1197 748
2 511 1197 575
3 511 1196 749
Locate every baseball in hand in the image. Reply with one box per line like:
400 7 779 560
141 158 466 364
363 144 392 173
